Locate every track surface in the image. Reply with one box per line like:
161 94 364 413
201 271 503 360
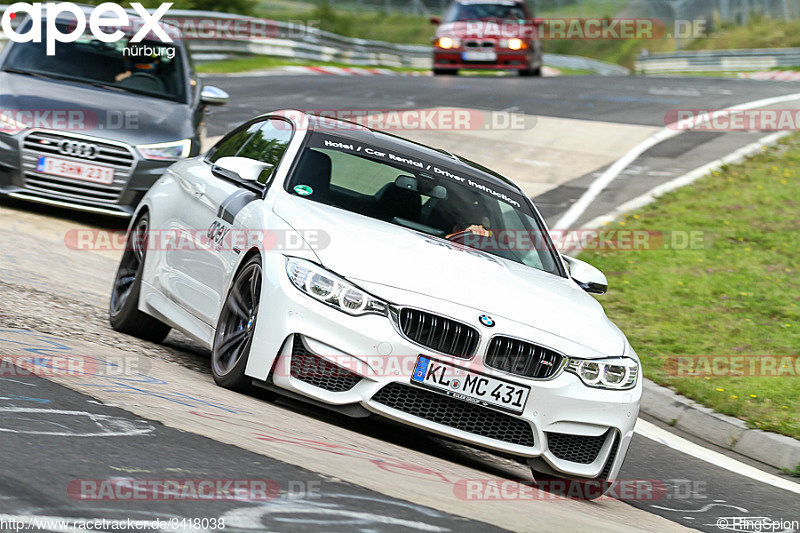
1 73 799 532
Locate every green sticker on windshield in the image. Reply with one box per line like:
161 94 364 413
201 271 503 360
294 184 313 196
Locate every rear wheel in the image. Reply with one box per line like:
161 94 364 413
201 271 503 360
212 255 263 392
433 68 459 76
109 213 171 343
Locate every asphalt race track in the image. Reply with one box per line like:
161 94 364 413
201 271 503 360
1 73 799 532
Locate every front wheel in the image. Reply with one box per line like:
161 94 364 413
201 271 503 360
109 213 171 343
519 65 542 77
211 255 263 391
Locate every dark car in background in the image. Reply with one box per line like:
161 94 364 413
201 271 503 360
0 8 229 217
431 0 543 76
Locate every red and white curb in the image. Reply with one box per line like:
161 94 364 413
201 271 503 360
206 65 562 77
739 70 800 82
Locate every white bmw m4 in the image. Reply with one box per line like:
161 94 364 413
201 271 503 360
110 111 641 497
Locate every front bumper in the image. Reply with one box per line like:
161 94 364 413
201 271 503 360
247 253 641 481
0 129 181 217
433 49 533 70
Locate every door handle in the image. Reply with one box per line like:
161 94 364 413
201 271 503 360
193 183 206 197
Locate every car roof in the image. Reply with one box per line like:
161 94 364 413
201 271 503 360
302 113 525 196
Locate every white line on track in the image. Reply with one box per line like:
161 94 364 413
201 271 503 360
635 419 800 495
553 92 800 230
582 130 790 229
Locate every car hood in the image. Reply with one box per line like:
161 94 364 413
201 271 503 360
437 20 533 39
0 72 194 144
275 195 625 355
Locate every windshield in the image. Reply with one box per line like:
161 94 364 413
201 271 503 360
2 20 187 103
287 133 561 276
444 1 527 22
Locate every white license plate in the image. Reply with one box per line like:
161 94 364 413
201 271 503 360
462 51 497 62
36 156 115 185
411 356 529 414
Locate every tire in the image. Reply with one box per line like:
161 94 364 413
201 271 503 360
211 255 263 392
433 68 459 76
519 65 542 77
109 212 171 343
529 468 613 500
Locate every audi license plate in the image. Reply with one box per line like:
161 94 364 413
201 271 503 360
462 51 497 62
411 356 529 414
36 156 115 185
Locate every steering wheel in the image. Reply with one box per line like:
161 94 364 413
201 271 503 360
129 72 161 83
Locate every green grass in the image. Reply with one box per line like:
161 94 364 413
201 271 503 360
195 56 425 73
197 3 800 73
195 54 589 76
257 2 435 45
686 15 800 51
578 135 800 439
782 462 800 477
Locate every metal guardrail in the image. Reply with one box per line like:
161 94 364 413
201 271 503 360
0 7 627 74
636 47 800 73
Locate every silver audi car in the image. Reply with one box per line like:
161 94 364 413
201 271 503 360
0 7 228 216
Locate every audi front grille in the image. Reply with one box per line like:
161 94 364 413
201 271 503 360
396 308 479 358
485 336 564 379
21 131 135 205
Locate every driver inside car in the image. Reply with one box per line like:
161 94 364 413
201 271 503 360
446 216 493 239
115 45 161 84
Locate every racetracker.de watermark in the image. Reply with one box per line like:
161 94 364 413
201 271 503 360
63 228 708 253
68 478 291 501
665 355 800 377
0 354 151 377
0 108 139 133
279 108 537 132
667 109 800 131
64 228 330 253
452 478 703 501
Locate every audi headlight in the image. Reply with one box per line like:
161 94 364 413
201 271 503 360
436 36 461 49
566 357 638 390
0 111 27 135
136 139 192 160
285 257 388 316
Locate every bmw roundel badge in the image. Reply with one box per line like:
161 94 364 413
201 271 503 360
479 315 495 327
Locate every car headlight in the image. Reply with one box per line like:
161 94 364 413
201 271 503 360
436 36 461 49
285 257 388 316
500 38 527 50
566 357 638 390
0 111 27 135
136 139 192 160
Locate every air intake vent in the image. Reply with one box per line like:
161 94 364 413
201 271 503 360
546 431 608 464
290 335 362 392
372 382 534 447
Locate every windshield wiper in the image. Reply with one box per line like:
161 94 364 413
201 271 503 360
88 81 127 92
2 67 50 79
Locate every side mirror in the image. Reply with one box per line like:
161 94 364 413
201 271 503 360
200 85 229 106
213 156 274 185
429 16 441 24
562 255 607 295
